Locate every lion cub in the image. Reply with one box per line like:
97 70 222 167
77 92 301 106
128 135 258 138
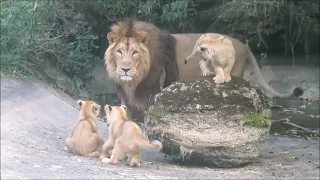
185 33 236 83
65 100 104 157
100 104 163 167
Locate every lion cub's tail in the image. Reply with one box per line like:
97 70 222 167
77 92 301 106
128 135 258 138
135 139 163 152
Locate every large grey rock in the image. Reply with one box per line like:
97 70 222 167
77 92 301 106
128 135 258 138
144 76 272 168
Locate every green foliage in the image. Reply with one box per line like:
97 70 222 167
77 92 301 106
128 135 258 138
245 112 269 128
87 0 319 56
160 1 188 22
0 0 54 75
58 27 100 90
215 0 319 55
86 0 188 23
1 0 100 93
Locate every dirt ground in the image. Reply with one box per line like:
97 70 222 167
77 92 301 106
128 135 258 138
1 77 319 179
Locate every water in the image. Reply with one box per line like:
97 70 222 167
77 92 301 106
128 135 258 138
269 98 320 138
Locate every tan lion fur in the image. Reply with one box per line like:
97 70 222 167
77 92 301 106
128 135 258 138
185 33 236 83
104 19 179 114
104 20 303 114
174 33 303 98
65 100 104 157
100 104 162 167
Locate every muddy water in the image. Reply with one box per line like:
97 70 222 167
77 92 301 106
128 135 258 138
93 94 320 138
269 98 320 137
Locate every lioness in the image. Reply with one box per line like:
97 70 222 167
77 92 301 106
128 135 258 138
104 19 303 114
185 33 235 83
65 100 104 157
100 104 162 167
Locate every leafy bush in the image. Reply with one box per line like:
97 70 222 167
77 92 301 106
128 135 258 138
87 0 319 58
87 0 188 23
1 0 100 93
0 0 54 75
215 0 319 60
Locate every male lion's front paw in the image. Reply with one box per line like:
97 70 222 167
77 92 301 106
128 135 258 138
224 76 231 82
213 76 225 83
202 71 214 76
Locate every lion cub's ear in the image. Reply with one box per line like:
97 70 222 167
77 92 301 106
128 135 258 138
76 100 83 108
120 105 127 111
106 32 120 44
93 104 101 113
104 104 112 113
134 31 150 45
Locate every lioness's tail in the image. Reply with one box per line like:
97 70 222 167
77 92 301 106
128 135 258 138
246 47 303 98
135 139 163 151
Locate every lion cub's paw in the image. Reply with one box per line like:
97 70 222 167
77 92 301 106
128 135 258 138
101 158 112 164
99 154 106 159
130 161 141 167
224 76 231 82
213 76 225 83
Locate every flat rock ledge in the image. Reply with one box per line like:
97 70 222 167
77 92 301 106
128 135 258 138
144 76 272 168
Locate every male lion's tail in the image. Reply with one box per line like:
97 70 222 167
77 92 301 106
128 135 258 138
135 139 163 151
246 47 303 98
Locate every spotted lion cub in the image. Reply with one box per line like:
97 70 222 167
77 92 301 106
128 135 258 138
65 100 104 157
100 104 163 167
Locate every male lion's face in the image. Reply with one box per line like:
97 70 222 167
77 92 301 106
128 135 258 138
112 37 143 81
105 29 151 85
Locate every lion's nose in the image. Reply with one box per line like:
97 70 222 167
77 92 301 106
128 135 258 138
121 68 131 73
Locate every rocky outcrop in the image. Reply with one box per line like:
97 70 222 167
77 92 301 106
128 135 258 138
144 76 272 168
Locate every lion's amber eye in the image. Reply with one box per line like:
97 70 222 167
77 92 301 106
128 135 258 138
132 51 138 55
116 50 122 55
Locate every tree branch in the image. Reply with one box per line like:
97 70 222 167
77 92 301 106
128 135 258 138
271 118 313 133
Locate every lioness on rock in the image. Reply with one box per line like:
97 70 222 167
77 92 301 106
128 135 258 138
104 19 303 113
65 100 104 157
100 104 163 167
184 33 303 98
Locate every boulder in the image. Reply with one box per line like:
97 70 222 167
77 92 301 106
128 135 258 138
144 76 272 168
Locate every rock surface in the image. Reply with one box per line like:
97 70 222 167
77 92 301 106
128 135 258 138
144 76 272 167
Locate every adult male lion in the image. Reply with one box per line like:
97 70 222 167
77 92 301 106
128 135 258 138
104 19 179 114
104 19 303 114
